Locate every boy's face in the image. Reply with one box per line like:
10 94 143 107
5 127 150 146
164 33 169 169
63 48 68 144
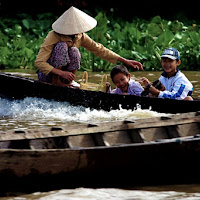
113 72 131 92
161 58 181 77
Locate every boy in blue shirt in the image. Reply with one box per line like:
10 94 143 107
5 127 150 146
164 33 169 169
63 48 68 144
140 48 193 100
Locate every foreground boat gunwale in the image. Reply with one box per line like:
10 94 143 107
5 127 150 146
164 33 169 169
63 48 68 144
0 111 199 193
0 135 199 152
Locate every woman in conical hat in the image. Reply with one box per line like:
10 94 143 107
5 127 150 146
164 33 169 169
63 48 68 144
35 6 143 87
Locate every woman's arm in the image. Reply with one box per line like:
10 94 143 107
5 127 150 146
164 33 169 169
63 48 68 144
81 33 143 70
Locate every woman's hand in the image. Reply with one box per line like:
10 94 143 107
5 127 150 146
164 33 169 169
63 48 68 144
61 71 75 82
51 68 75 82
118 57 143 70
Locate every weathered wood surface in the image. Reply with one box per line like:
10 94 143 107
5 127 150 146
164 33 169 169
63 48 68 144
0 111 200 150
0 112 200 194
1 72 200 113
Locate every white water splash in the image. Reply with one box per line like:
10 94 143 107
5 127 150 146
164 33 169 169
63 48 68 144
5 187 200 200
0 97 167 131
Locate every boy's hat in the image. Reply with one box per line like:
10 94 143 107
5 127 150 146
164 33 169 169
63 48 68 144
161 48 180 60
52 6 97 35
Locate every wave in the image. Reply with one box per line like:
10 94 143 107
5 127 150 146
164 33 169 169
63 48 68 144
0 97 167 131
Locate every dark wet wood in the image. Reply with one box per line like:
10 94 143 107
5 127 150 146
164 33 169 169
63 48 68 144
1 72 200 113
0 112 200 194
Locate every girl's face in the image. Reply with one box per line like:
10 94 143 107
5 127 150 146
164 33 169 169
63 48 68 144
112 72 131 92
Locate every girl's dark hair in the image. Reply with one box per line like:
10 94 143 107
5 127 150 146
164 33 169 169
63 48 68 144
110 65 129 81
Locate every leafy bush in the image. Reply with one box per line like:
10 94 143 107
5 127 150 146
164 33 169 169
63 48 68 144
0 13 55 69
84 14 200 71
0 12 200 71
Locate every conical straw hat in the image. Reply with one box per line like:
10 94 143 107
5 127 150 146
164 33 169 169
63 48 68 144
52 6 97 35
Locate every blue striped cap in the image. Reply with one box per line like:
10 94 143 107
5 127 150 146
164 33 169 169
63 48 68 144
161 48 180 60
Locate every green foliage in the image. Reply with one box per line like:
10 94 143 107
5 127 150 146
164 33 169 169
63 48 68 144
81 13 200 71
0 12 200 71
0 13 55 69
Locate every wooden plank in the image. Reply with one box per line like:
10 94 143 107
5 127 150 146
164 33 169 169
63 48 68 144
165 125 180 138
127 129 145 143
104 131 132 146
140 127 168 142
67 135 96 148
0 115 200 142
178 123 200 137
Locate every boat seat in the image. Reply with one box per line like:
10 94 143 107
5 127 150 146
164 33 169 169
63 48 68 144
165 125 180 138
29 137 70 149
177 122 200 137
139 127 169 142
67 134 96 148
103 131 132 146
0 141 11 149
30 138 60 149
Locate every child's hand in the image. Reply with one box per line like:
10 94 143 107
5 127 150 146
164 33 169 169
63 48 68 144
105 82 111 93
139 77 150 87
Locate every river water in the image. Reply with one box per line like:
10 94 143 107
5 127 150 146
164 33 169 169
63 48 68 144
1 70 200 199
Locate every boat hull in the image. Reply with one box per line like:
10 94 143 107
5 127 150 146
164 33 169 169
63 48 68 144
0 112 199 194
0 73 200 113
1 138 200 194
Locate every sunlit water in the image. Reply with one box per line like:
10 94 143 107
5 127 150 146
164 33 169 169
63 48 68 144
1 70 200 199
2 186 200 200
0 97 166 132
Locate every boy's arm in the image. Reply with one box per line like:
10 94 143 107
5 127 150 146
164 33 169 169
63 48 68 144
158 84 191 100
145 81 191 100
139 77 160 96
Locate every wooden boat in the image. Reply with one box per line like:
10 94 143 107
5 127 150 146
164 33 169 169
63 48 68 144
1 111 200 194
0 72 200 114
